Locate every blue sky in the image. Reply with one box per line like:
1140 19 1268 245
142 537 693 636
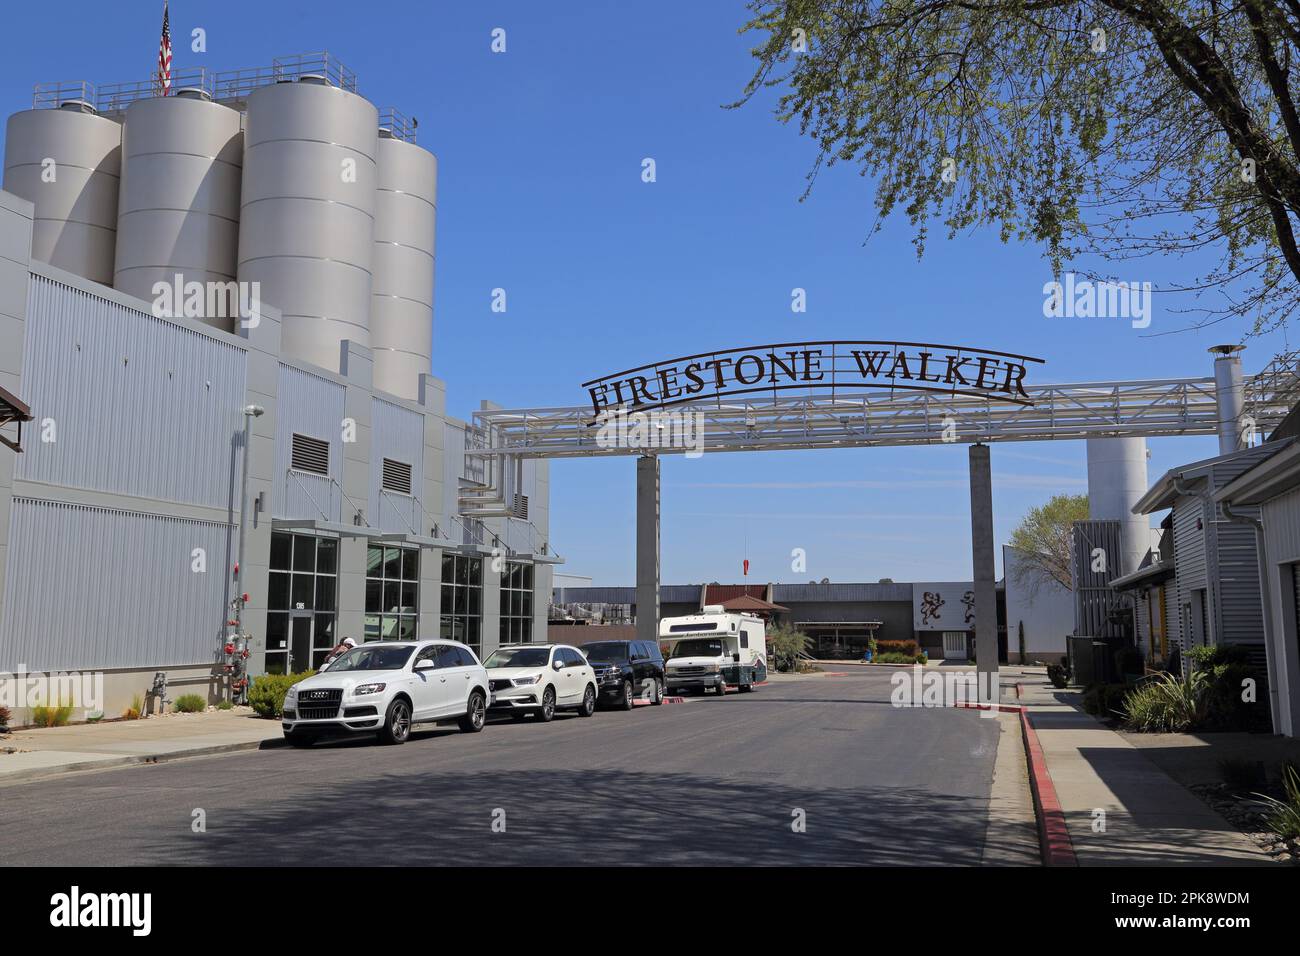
2 1 1290 585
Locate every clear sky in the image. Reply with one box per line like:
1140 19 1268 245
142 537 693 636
2 1 1290 586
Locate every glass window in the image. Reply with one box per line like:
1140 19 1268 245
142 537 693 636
268 572 289 610
499 561 535 647
270 533 292 571
439 553 483 657
317 538 338 575
365 543 419 642
292 536 316 573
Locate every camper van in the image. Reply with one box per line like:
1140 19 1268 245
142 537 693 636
660 606 767 695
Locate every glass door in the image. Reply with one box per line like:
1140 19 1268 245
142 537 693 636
290 613 313 674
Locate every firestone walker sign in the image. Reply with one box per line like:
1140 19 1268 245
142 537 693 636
583 341 1044 420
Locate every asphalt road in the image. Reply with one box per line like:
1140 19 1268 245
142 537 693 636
0 671 1002 866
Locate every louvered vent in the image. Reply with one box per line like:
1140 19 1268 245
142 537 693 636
291 433 329 475
383 458 412 495
513 494 529 520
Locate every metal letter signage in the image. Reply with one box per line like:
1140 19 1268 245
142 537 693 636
583 341 1045 421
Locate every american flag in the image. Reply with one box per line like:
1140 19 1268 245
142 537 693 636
157 1 172 95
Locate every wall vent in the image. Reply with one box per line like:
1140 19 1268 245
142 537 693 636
382 458 412 495
290 433 329 475
513 493 529 520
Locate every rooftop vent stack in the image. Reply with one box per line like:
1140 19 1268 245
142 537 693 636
237 75 378 371
371 130 436 399
1210 344 1247 454
3 95 121 284
113 93 243 326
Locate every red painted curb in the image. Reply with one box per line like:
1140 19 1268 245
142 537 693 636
954 702 1023 714
1019 709 1077 867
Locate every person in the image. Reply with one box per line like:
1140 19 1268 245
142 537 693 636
321 637 357 671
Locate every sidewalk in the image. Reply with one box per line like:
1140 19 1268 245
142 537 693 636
1014 669 1275 865
0 709 282 786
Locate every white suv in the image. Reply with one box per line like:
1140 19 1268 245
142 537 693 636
484 643 597 721
282 639 489 747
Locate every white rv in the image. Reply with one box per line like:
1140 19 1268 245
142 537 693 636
660 606 767 695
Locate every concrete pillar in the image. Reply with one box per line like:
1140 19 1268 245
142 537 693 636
636 455 660 647
336 341 375 644
1086 437 1150 576
1211 344 1247 453
968 444 998 699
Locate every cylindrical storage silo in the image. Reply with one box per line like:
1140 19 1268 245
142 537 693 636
1086 436 1151 577
114 90 244 328
371 131 436 399
3 101 121 284
238 77 378 372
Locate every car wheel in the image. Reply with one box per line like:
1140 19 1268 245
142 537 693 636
537 686 557 722
740 681 753 693
652 677 665 705
578 684 596 717
378 698 411 745
459 690 487 733
619 679 634 710
716 680 727 697
285 731 315 748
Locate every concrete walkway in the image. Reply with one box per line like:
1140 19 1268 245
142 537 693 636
0 709 282 785
1013 668 1274 865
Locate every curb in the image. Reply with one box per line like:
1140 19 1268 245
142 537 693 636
0 737 281 787
1019 708 1077 867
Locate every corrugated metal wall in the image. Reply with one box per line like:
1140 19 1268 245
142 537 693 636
273 363 345 521
370 396 424 533
1172 494 1208 651
1072 519 1126 637
18 275 247 508
0 497 232 670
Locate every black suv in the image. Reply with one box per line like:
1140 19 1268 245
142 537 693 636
579 640 666 709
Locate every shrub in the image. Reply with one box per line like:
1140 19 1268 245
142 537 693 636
29 696 74 728
1122 671 1209 732
173 694 206 713
1081 683 1129 719
877 639 920 657
1251 764 1300 841
123 694 144 720
248 671 316 718
767 625 812 673
216 699 234 711
1187 644 1251 668
1218 757 1267 791
874 651 916 664
1046 662 1069 689
0 704 10 728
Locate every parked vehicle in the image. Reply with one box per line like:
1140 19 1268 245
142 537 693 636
661 607 767 695
579 640 666 709
282 639 489 747
484 643 597 721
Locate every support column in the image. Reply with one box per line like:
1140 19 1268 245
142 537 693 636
968 444 998 701
1211 344 1247 453
636 455 660 647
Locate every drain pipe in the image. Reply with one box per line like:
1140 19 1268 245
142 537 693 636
234 405 265 701
1219 498 1281 732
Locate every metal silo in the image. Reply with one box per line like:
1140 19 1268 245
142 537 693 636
3 93 121 284
113 89 243 327
371 124 436 400
238 75 378 373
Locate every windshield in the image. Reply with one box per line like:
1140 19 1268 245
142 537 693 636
485 647 551 668
580 642 629 662
671 638 724 659
326 645 414 672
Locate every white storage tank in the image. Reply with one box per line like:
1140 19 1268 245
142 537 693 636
371 129 436 399
1086 436 1151 577
238 76 378 372
114 89 243 328
3 99 121 284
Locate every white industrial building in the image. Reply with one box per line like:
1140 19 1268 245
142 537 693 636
0 55 556 719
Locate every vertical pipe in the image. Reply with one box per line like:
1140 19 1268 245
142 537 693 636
1211 344 1247 454
968 444 999 700
636 455 661 649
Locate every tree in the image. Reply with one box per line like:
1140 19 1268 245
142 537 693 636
768 622 813 671
1008 494 1090 594
734 0 1300 333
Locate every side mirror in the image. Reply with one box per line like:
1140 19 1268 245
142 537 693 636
552 659 564 671
733 653 741 662
415 659 435 671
